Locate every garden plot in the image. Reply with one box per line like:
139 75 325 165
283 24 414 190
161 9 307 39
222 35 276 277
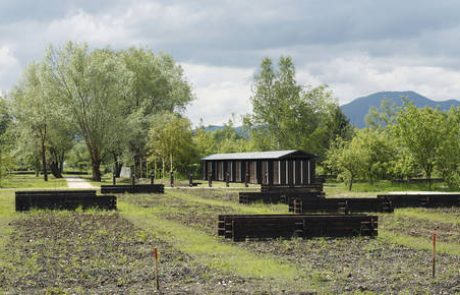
120 190 460 294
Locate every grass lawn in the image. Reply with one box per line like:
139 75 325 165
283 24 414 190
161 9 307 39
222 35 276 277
325 179 456 197
0 174 68 189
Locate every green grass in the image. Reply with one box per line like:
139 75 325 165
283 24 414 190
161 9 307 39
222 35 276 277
119 199 325 292
324 180 456 197
395 208 460 225
0 191 17 277
380 230 460 256
0 174 67 189
171 190 288 214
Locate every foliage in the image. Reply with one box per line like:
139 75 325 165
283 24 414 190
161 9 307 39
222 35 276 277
246 56 349 159
194 117 252 158
12 42 193 182
0 98 15 186
435 107 460 188
11 63 73 181
326 129 395 190
148 112 197 178
393 103 444 183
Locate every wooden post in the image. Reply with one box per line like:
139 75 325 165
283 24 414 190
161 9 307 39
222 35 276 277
170 171 174 187
245 172 249 187
152 247 160 291
208 172 212 187
432 232 437 278
225 171 230 187
150 171 155 185
293 199 302 214
189 173 193 187
131 166 136 186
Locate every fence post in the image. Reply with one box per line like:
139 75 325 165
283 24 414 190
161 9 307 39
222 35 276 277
293 199 302 214
208 172 212 187
150 171 155 185
189 173 193 187
245 172 249 188
152 247 160 291
432 232 437 278
226 172 230 187
131 166 136 186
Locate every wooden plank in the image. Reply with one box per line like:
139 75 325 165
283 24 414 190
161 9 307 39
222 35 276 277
101 184 164 194
15 194 116 211
219 214 378 241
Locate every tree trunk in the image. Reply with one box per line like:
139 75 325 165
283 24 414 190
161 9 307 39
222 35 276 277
139 157 143 178
49 162 62 178
59 151 65 174
91 159 102 182
348 175 354 191
41 138 48 182
169 153 173 174
48 148 63 178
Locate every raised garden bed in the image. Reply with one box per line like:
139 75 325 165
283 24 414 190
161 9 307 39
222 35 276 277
289 197 393 214
15 190 116 211
239 191 324 204
218 214 378 241
377 194 460 208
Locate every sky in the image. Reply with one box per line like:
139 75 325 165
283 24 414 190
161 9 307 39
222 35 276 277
2 1 460 125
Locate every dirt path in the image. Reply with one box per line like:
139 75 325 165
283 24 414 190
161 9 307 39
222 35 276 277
65 177 95 189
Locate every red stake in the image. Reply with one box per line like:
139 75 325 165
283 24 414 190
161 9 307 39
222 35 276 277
152 247 160 290
432 232 436 278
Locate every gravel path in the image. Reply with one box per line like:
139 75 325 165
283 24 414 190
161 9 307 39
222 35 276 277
65 177 95 189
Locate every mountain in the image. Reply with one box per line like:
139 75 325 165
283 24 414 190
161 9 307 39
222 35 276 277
341 91 460 128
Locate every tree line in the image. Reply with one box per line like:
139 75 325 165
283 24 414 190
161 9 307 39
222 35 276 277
0 42 456 189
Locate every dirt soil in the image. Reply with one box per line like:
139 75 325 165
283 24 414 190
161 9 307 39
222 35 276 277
0 212 273 294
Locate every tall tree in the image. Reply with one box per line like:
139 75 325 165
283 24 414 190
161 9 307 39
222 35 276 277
11 63 54 181
248 56 339 158
41 43 133 181
120 48 193 177
148 112 196 178
393 103 443 186
436 107 460 188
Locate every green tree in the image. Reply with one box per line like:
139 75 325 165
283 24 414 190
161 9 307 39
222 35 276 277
436 107 460 188
11 63 55 181
326 136 367 191
0 97 15 186
148 112 196 178
119 48 193 177
393 103 443 186
41 42 133 181
326 129 395 190
247 56 340 158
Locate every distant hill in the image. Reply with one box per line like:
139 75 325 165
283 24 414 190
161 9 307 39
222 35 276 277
341 91 460 128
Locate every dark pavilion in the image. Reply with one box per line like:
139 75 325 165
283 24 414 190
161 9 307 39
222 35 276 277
201 150 316 185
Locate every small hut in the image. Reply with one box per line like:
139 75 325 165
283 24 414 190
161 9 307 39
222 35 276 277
201 150 316 186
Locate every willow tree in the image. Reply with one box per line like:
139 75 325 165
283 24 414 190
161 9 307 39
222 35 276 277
11 63 54 180
119 48 193 177
42 42 133 181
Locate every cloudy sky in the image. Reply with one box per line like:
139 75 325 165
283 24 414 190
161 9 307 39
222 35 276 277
2 1 460 125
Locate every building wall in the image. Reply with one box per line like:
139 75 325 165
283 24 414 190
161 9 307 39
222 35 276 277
202 156 316 185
